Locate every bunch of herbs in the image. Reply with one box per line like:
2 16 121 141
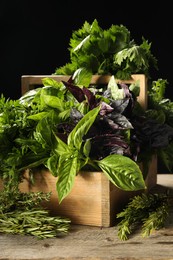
55 19 158 86
1 75 173 204
0 186 70 239
1 19 173 240
117 192 171 240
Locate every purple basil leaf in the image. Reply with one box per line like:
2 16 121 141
62 80 85 102
119 83 132 98
132 118 173 149
89 134 131 160
99 101 114 116
70 108 83 123
107 113 133 129
110 99 129 114
82 87 98 109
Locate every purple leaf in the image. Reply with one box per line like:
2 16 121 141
62 80 85 102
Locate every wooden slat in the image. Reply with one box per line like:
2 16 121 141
21 74 148 109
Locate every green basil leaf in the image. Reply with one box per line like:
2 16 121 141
42 95 64 111
83 139 91 157
27 112 48 121
54 133 71 156
46 154 59 177
68 106 100 149
56 155 79 203
107 75 124 100
97 154 146 191
72 67 92 87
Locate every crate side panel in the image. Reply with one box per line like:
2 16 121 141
19 170 103 226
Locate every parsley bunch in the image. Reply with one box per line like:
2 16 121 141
55 19 158 86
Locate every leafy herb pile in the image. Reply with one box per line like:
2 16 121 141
147 79 173 171
1 75 173 202
1 76 146 203
1 19 173 240
54 19 173 172
55 19 158 86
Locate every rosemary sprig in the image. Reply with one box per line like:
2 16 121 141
0 209 71 239
141 203 169 237
0 187 71 239
116 192 170 240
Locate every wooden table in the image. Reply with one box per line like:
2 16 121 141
0 174 173 260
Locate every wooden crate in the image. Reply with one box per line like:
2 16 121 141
15 74 157 227
19 154 157 227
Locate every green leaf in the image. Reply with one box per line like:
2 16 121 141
42 95 64 111
83 139 91 157
68 106 100 149
46 154 59 177
129 80 140 97
42 77 63 89
107 75 125 100
58 109 71 121
97 154 146 191
72 67 92 87
73 35 90 52
53 133 71 156
27 112 48 121
56 155 79 203
34 117 53 148
115 46 146 67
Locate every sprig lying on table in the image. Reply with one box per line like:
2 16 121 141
116 192 171 240
0 187 71 239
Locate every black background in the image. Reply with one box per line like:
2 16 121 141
1 0 172 100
